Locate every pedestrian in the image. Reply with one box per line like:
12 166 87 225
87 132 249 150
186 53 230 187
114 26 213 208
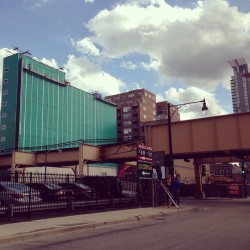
153 161 162 181
171 178 180 205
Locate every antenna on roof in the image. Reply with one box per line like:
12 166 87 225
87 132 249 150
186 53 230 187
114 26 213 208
12 46 32 56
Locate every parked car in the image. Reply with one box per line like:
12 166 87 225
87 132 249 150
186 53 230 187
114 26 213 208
0 182 42 205
25 183 72 202
58 183 96 200
122 190 137 198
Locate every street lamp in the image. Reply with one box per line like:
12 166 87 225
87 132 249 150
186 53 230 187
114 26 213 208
167 98 208 180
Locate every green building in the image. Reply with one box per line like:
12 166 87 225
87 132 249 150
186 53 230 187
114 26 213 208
0 53 117 154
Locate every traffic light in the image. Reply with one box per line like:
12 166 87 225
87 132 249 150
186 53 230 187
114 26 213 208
201 165 206 177
241 165 246 177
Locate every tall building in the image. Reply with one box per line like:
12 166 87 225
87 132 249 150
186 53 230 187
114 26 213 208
156 101 180 122
104 89 156 141
0 53 117 154
228 57 250 113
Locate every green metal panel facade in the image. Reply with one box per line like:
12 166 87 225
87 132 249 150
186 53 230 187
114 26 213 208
0 53 117 154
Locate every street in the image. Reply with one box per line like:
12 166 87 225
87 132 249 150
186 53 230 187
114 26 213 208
1 198 250 250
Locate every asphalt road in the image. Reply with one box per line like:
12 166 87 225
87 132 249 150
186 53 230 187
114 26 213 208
1 198 250 250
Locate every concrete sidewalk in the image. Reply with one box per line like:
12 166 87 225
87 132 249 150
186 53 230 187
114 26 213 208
0 205 196 244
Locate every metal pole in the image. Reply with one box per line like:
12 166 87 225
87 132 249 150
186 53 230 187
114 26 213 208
167 103 174 181
44 146 48 183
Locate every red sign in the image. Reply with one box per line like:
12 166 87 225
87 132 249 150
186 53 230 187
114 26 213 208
227 184 240 195
137 144 152 163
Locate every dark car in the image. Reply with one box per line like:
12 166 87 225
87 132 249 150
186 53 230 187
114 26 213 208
26 183 72 202
0 182 42 205
58 183 96 200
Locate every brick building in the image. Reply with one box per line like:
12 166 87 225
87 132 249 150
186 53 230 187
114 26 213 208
105 89 156 141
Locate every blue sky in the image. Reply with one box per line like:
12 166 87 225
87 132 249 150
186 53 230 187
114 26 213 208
1 0 250 120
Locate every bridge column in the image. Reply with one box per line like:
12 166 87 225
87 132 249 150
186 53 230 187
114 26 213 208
194 160 205 199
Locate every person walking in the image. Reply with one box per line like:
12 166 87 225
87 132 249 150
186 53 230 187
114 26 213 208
171 178 180 205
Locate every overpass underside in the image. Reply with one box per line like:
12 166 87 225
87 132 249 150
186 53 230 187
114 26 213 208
1 112 250 174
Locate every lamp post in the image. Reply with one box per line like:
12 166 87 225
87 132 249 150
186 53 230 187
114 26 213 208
167 98 208 180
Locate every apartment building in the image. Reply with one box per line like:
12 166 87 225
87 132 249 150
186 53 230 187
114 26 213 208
156 101 180 122
228 57 250 113
104 89 156 141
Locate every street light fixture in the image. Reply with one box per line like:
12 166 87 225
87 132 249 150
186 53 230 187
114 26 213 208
167 98 208 180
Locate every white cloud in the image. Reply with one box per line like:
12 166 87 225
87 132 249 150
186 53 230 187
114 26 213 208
33 57 59 68
23 0 54 9
84 0 94 3
157 86 227 120
83 0 250 91
64 55 124 95
120 61 138 70
76 38 100 56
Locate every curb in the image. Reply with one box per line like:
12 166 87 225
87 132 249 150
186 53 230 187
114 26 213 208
0 207 197 245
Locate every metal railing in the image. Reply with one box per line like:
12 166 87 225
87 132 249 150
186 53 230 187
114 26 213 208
0 172 141 223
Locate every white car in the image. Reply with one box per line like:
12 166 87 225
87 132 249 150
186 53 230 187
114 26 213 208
0 182 42 205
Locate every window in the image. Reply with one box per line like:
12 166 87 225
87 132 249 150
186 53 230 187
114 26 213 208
123 107 131 112
123 121 131 127
123 113 131 119
4 79 8 84
0 137 6 142
2 101 7 107
227 170 231 176
1 113 7 118
123 128 132 134
213 170 218 176
1 125 6 130
3 90 8 95
4 67 9 72
220 170 224 176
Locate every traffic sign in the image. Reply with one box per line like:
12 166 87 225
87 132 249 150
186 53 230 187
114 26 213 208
137 144 153 178
137 144 152 163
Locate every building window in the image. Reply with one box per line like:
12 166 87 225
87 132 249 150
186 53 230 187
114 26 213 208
214 170 218 176
1 125 6 130
2 101 7 107
123 128 132 134
144 114 147 119
4 79 8 84
123 113 131 120
123 107 131 112
227 170 231 176
123 121 131 127
4 67 9 72
3 90 8 95
0 137 6 142
220 170 224 176
1 113 7 118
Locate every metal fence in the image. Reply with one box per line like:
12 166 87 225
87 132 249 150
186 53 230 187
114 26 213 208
0 172 143 224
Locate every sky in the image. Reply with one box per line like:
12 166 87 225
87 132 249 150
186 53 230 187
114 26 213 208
1 0 250 120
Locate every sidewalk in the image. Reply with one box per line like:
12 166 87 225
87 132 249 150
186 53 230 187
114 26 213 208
0 205 196 244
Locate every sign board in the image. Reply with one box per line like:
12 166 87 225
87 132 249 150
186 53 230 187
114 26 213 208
137 144 153 178
227 184 240 195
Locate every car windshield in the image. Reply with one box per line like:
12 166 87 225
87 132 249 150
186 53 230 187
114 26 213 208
74 183 91 189
2 182 28 191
